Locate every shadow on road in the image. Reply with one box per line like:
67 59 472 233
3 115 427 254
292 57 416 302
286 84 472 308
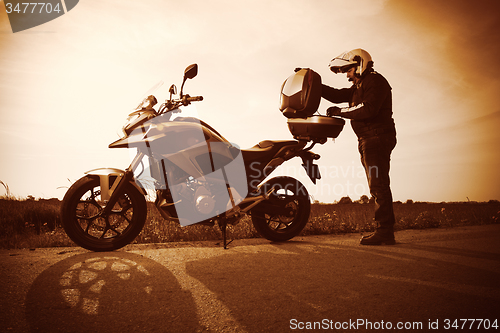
397 243 500 261
25 252 201 333
186 241 500 332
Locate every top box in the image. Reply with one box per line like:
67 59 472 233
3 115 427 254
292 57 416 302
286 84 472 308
280 69 322 118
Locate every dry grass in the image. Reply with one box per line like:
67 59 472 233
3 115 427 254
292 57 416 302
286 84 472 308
305 201 500 236
1 197 499 249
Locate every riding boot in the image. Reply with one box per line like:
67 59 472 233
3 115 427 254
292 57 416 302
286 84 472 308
360 227 395 245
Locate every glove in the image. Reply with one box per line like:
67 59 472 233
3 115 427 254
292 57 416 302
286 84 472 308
327 106 342 117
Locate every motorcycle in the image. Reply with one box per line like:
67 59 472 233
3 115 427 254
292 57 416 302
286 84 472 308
61 64 345 251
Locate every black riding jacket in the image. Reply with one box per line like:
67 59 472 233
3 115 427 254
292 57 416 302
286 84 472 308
322 71 396 138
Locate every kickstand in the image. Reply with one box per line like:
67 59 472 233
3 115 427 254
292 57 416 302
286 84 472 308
219 222 233 249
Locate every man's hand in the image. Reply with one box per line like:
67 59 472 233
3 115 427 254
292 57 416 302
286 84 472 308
327 106 342 117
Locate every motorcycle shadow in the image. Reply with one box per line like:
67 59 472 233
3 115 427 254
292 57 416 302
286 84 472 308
25 251 201 333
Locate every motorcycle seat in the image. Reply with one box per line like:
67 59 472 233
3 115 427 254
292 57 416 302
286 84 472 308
241 140 299 161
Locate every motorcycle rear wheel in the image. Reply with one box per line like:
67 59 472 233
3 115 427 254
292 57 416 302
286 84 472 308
251 176 310 242
61 175 147 252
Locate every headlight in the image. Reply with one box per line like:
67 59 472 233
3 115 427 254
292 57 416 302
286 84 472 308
137 95 158 110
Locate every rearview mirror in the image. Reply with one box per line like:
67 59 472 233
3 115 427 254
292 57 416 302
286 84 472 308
184 64 198 80
180 64 198 97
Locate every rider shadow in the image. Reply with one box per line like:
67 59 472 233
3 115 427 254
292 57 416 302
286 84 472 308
25 252 201 333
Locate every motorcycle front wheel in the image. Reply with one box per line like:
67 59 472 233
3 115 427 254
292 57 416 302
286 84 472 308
61 175 147 251
251 176 311 242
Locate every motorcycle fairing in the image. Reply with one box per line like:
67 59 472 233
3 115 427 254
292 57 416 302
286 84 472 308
108 114 227 150
123 109 157 136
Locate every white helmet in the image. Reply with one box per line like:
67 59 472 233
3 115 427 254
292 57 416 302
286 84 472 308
329 48 373 76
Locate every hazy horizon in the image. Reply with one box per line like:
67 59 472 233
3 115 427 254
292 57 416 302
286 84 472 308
1 0 499 203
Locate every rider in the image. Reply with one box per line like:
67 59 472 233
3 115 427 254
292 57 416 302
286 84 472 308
322 48 397 245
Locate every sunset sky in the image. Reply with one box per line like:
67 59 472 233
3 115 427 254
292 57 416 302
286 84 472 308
1 0 499 203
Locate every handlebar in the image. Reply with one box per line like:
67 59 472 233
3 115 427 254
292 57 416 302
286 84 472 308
185 95 203 103
158 94 204 114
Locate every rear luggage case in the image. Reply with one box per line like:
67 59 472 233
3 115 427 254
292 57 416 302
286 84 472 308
287 116 345 141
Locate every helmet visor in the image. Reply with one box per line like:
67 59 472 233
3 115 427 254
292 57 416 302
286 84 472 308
329 57 356 74
340 64 356 73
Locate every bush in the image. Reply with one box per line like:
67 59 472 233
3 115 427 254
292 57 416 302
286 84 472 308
0 198 65 248
397 211 440 229
337 196 353 204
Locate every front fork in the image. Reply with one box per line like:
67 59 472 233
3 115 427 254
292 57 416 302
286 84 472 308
85 151 146 215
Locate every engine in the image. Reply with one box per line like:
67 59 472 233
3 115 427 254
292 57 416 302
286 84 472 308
156 177 231 225
193 184 216 215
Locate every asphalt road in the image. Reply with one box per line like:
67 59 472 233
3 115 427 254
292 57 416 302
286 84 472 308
1 224 499 332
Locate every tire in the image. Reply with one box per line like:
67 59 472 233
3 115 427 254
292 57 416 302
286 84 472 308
61 175 147 251
251 176 310 242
